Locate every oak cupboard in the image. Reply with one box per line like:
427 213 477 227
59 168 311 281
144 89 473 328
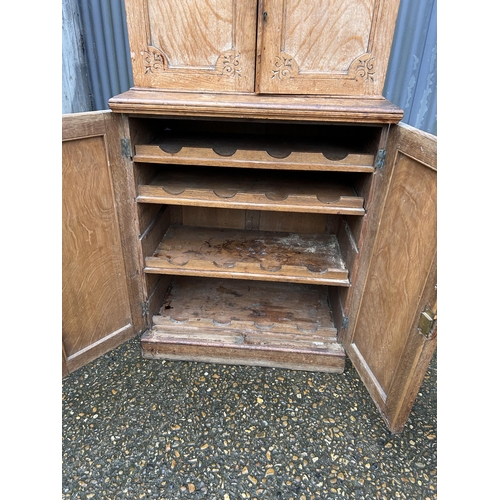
62 0 436 434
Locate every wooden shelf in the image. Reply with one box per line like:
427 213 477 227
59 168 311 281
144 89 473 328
137 167 365 215
141 277 345 373
134 132 376 172
145 225 349 286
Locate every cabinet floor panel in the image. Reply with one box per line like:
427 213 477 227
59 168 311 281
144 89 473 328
137 167 365 215
145 225 350 286
134 132 375 172
141 277 345 373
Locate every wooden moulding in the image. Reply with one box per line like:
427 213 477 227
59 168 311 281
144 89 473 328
108 89 404 124
137 167 365 215
141 277 345 373
144 225 350 286
134 132 375 172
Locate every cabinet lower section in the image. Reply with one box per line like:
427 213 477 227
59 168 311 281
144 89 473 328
141 276 346 373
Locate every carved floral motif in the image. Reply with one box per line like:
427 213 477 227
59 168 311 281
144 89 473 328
219 52 241 77
143 47 167 74
271 54 295 80
353 54 375 82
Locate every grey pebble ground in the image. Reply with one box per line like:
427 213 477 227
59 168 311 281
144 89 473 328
62 336 437 499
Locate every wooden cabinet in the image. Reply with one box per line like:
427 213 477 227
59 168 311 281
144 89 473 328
62 0 436 433
124 0 400 97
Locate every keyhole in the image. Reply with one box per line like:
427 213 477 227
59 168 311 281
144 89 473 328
263 11 268 21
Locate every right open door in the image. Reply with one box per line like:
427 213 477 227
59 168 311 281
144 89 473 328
343 122 437 433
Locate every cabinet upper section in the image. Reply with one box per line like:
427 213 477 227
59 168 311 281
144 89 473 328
123 0 401 98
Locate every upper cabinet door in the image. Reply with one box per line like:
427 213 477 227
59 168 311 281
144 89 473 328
256 0 400 96
342 123 437 433
125 0 258 93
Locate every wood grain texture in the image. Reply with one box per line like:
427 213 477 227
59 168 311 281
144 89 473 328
141 277 345 373
63 114 132 370
62 112 144 375
343 122 437 432
257 0 400 96
134 133 376 172
145 225 350 285
124 0 257 92
108 89 404 123
137 167 365 215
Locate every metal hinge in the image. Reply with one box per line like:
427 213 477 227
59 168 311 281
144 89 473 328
375 148 386 169
418 307 437 339
142 301 150 318
121 138 132 159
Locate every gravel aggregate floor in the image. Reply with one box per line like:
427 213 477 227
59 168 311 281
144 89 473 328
62 336 437 499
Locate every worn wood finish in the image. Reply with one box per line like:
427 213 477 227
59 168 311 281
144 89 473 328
124 0 258 92
141 277 345 373
145 225 349 285
140 205 172 261
137 167 365 215
257 0 400 96
134 132 376 172
62 111 144 375
109 90 404 123
181 206 247 230
344 123 437 433
178 206 330 236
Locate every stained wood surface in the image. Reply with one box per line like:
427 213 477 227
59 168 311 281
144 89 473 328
141 277 345 373
257 0 400 96
137 167 365 215
124 0 257 92
344 122 437 433
145 225 349 285
109 90 404 124
134 132 375 172
62 112 142 375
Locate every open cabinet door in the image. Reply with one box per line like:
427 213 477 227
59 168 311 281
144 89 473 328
343 122 437 433
62 111 145 376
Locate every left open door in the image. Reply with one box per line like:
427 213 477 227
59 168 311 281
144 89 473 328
62 111 145 376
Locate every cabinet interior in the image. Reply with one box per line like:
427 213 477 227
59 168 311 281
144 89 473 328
129 117 384 373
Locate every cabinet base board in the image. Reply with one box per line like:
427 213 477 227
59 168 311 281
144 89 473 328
141 330 345 373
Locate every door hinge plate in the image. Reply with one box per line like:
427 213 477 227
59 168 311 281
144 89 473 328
418 307 436 339
375 148 386 169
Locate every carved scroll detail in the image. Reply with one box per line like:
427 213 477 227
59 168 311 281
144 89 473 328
143 46 168 74
216 51 242 77
143 48 242 77
271 53 298 80
349 53 375 82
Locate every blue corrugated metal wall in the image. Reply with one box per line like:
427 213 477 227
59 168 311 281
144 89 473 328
69 0 437 135
384 0 437 135
77 0 133 111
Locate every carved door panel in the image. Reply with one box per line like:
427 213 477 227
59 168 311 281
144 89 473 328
342 123 437 433
256 0 400 96
125 0 258 93
62 111 145 376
